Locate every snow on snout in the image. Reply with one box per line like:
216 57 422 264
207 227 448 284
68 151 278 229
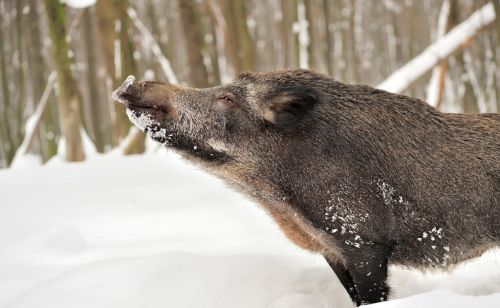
122 75 136 90
111 75 136 105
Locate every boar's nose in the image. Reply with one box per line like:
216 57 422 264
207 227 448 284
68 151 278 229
113 75 154 106
112 76 176 113
112 75 138 104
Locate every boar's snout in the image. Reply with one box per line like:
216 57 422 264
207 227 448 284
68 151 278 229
112 75 141 104
112 75 176 115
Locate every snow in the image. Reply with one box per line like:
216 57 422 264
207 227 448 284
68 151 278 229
378 2 496 94
125 109 158 132
7 154 42 169
0 153 499 307
60 0 96 9
122 75 136 91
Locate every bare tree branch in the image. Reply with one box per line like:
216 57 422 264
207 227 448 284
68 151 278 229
378 2 496 94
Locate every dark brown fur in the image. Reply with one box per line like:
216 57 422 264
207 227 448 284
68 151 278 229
113 69 500 305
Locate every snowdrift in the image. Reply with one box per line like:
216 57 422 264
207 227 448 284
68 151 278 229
1 152 499 307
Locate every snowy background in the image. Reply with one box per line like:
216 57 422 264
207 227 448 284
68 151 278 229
0 0 499 307
1 151 500 308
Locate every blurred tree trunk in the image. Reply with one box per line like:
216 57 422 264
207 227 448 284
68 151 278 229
0 135 5 167
206 15 221 85
493 1 500 49
322 0 334 76
205 0 228 82
26 1 58 161
15 0 25 144
44 0 85 161
494 1 500 40
0 18 15 165
281 0 300 68
117 2 137 86
346 0 359 82
96 0 144 153
122 128 146 155
304 0 322 71
431 0 452 110
118 1 144 154
494 0 500 112
96 0 132 147
95 0 117 83
337 0 349 81
219 0 255 74
446 0 477 114
178 0 210 87
146 0 169 83
83 8 106 152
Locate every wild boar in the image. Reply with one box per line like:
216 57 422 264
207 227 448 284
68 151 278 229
112 69 500 305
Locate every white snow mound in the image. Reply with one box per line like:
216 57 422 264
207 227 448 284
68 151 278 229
0 152 499 307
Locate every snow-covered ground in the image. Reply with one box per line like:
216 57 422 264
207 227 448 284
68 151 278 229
1 152 499 308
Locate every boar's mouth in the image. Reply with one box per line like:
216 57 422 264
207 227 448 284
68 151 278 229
112 76 232 164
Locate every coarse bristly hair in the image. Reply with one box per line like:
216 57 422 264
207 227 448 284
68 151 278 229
113 69 500 306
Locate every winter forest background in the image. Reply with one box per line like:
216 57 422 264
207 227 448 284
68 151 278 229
1 1 500 308
0 0 498 167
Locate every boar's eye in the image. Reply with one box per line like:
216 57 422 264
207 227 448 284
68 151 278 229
221 96 232 104
216 92 236 109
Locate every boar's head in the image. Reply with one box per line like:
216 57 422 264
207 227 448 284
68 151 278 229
112 70 322 170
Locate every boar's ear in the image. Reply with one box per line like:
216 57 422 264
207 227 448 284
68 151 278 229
264 86 319 128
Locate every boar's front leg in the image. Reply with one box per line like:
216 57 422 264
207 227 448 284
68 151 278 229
324 257 361 306
345 243 391 305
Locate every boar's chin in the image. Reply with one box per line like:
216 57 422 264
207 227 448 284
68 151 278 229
126 107 176 145
126 107 232 164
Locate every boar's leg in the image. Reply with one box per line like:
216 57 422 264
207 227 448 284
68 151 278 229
345 243 391 305
324 257 361 306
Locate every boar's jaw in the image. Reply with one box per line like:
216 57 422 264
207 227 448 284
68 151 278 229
125 107 232 164
170 136 233 164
